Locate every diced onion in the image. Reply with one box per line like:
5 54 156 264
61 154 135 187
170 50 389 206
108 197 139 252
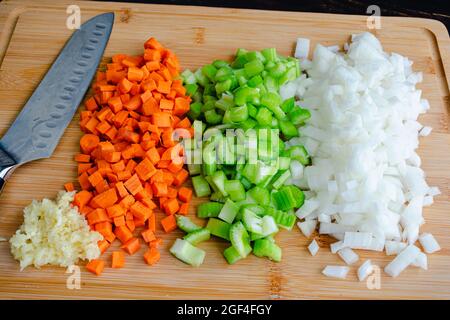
384 245 420 277
295 38 310 59
322 266 350 279
418 233 441 254
337 247 359 265
308 239 319 256
357 260 374 281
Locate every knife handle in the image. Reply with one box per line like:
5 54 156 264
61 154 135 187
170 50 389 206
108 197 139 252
0 148 17 195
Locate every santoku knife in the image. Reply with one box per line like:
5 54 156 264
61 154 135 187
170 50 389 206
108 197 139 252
0 12 114 194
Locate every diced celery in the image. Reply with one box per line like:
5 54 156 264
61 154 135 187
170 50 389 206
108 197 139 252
218 199 239 224
261 92 285 119
197 201 224 218
255 107 273 126
247 186 270 206
188 101 202 120
224 180 246 201
229 222 252 257
187 164 201 176
176 215 203 233
281 97 295 113
202 64 218 81
271 170 291 189
211 170 228 197
244 59 264 78
261 48 277 63
206 218 231 240
263 206 297 230
192 175 211 197
183 228 211 245
229 105 249 122
287 145 310 165
289 107 311 125
253 238 282 262
170 239 205 267
223 246 243 264
204 109 223 125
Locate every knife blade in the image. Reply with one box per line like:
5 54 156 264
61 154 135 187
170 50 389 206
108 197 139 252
0 12 114 194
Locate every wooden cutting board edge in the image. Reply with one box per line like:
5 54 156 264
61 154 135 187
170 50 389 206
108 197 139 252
0 0 449 92
0 0 449 300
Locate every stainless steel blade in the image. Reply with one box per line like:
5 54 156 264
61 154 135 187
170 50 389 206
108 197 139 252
0 12 114 165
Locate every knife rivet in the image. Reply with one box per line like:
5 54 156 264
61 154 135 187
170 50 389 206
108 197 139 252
39 131 52 138
36 142 47 149
54 104 66 109
50 113 62 119
81 53 92 59
95 23 106 29
46 122 57 128
77 61 88 67
64 86 75 92
73 69 84 75
93 30 103 36
69 77 81 83
89 38 99 44
61 94 71 100
85 45 95 51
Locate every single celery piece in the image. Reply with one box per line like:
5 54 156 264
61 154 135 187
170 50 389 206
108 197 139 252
192 175 211 197
247 186 270 206
287 145 310 165
271 170 291 189
223 246 243 264
279 119 298 139
224 180 246 201
206 218 231 240
176 215 203 233
242 209 263 234
281 97 295 113
229 221 252 257
211 170 228 197
197 201 224 218
218 199 240 224
183 228 211 245
255 107 273 126
263 206 297 230
289 107 311 125
272 186 297 211
253 238 282 262
170 239 206 267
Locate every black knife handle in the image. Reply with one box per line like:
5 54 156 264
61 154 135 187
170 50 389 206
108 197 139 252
0 147 17 195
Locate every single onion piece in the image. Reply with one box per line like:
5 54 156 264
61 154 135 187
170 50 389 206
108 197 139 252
384 245 420 277
418 233 441 254
357 260 374 281
322 265 350 279
337 247 359 265
295 38 310 59
308 239 319 256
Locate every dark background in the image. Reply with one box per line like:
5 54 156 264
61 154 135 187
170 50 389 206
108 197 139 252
99 0 450 32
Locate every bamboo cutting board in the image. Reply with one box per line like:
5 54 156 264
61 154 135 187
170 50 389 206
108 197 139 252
0 0 449 300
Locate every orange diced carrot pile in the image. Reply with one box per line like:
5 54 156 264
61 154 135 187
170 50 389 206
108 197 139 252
70 37 193 276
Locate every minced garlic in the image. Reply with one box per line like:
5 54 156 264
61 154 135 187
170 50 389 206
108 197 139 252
9 191 103 270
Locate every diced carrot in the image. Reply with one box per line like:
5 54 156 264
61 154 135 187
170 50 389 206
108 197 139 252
161 214 177 233
87 208 108 225
73 190 93 209
152 112 172 127
78 172 92 190
98 240 110 254
88 171 104 187
149 238 162 248
86 259 104 275
143 247 160 266
80 134 100 154
130 201 152 221
106 204 125 218
178 202 189 215
75 154 91 163
64 182 75 192
124 174 143 196
121 237 141 255
113 215 126 227
90 188 118 209
141 229 156 243
114 225 133 244
164 198 179 215
111 251 125 268
173 168 189 187
178 187 192 202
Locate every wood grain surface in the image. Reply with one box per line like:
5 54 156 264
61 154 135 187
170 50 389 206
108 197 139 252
0 0 449 300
